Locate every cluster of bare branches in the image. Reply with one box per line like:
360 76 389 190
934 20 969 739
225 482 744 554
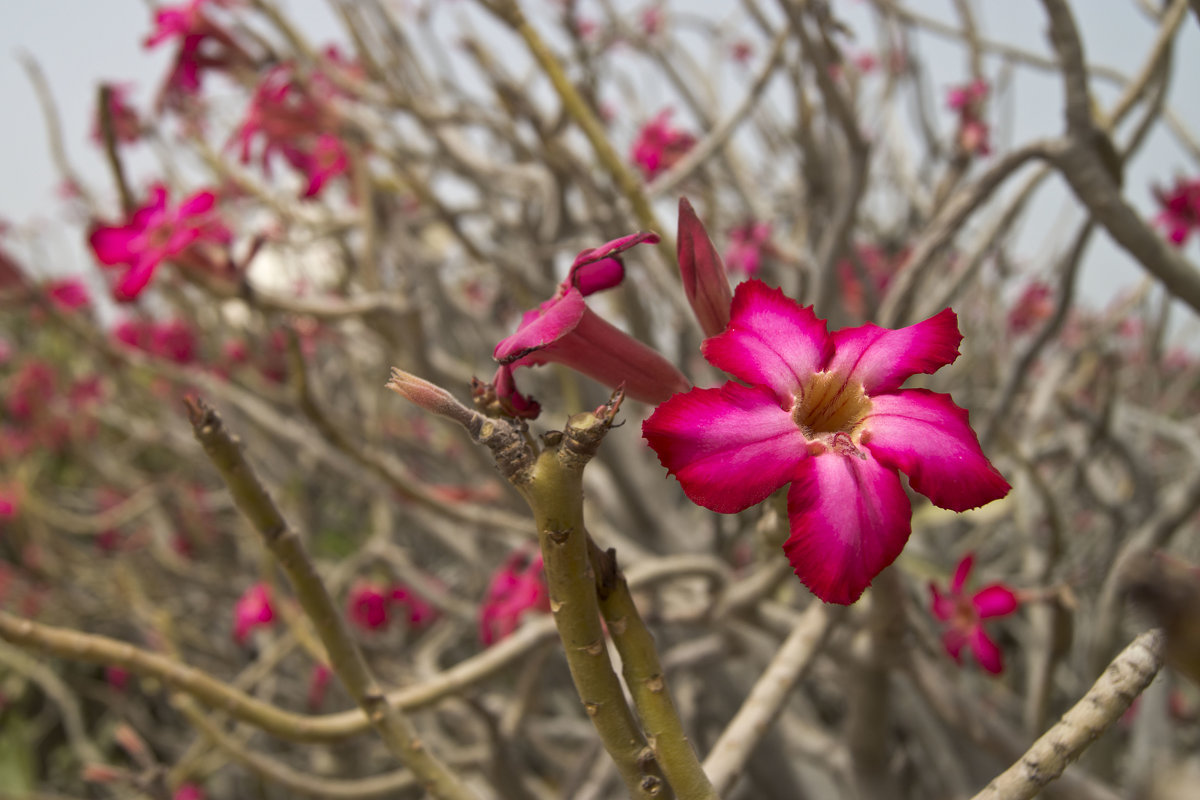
1 1 1198 798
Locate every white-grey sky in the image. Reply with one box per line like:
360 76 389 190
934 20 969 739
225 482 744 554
1 1 1197 316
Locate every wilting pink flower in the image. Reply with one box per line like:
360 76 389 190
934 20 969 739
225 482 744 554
644 280 1010 604
45 278 91 311
480 549 550 645
347 581 390 631
930 553 1018 674
92 84 142 145
947 79 990 156
233 582 275 644
493 232 690 411
391 584 438 629
1152 175 1200 246
631 109 696 180
88 184 231 301
724 221 773 277
1007 281 1055 334
677 198 733 337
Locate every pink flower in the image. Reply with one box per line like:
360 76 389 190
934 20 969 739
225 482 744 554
643 280 1010 604
0 485 19 521
929 553 1018 674
947 79 990 156
1152 175 1200 246
88 184 231 301
92 84 142 145
45 278 91 311
105 665 131 692
113 319 199 364
173 784 205 800
391 584 438 629
724 221 773 277
233 63 351 198
145 0 245 104
493 232 690 411
232 582 275 644
631 109 696 180
347 581 390 631
837 242 907 318
1007 281 1055 334
480 549 550 645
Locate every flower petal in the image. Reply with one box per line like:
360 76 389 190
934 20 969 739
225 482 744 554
973 585 1018 619
828 308 962 394
702 279 831 402
176 189 216 218
782 452 911 605
862 389 1010 512
89 226 141 266
951 552 974 594
494 289 586 363
969 626 1005 674
942 628 967 662
643 382 808 514
569 256 625 296
929 582 955 621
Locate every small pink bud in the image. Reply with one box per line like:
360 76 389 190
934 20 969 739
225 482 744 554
677 198 733 337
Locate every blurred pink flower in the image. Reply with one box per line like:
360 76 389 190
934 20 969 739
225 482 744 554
631 109 696 180
724 221 773 277
105 665 131 692
92 84 142 145
347 581 390 631
233 582 275 644
1007 281 1055 334
947 79 990 156
145 0 246 104
391 584 439 629
1152 175 1200 246
88 184 231 301
233 62 351 198
837 242 907 318
930 553 1019 674
173 784 206 800
644 280 1009 604
307 663 333 710
45 278 91 311
113 319 199 364
480 549 550 645
0 486 19 521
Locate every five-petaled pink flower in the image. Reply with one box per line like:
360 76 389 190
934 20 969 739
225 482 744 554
492 231 690 413
479 549 550 645
947 79 990 157
1152 175 1200 247
631 109 696 180
643 279 1010 604
929 553 1018 674
232 582 275 644
89 184 231 301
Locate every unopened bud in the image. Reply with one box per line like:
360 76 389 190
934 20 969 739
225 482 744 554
386 368 475 429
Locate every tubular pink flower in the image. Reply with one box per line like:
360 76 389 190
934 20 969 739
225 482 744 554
929 553 1019 674
643 280 1010 605
493 232 690 409
677 198 733 337
88 184 230 301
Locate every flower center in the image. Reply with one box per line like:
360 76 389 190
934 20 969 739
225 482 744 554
790 371 872 441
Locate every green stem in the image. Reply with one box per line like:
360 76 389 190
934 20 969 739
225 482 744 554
590 542 720 800
185 398 477 800
520 447 671 800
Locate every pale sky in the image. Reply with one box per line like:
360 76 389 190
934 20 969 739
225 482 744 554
1 1 1197 316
